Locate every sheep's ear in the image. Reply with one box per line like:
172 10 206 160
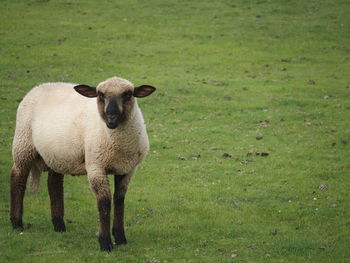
133 85 156 98
74 85 97 98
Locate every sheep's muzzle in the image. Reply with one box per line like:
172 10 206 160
106 114 120 129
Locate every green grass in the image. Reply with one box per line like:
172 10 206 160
1 0 350 262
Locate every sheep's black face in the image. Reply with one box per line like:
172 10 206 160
98 91 132 129
105 97 121 129
74 77 156 130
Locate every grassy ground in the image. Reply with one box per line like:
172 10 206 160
1 0 350 262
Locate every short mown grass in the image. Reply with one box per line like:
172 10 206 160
0 0 349 262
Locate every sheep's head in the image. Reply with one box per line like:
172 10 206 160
74 77 156 129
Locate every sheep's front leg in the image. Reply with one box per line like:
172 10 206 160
112 174 131 245
47 170 66 232
88 173 113 251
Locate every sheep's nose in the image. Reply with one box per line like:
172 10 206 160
106 115 118 122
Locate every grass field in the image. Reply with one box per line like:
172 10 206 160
1 0 350 262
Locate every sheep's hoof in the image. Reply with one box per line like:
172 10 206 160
99 235 114 252
52 217 66 232
11 218 23 231
112 227 127 246
114 237 127 246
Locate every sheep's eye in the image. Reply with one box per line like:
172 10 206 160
122 91 132 103
98 92 105 100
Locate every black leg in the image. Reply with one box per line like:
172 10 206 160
97 197 113 251
112 174 128 245
112 196 127 245
10 166 29 231
89 175 113 252
48 170 66 232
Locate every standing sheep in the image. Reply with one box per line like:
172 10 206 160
10 76 156 251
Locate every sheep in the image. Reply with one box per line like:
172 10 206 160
10 76 156 251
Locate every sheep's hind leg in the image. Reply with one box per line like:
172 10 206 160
11 110 38 231
112 174 132 246
48 169 66 232
10 165 30 231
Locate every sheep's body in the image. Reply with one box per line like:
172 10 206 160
14 82 149 177
10 77 155 251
